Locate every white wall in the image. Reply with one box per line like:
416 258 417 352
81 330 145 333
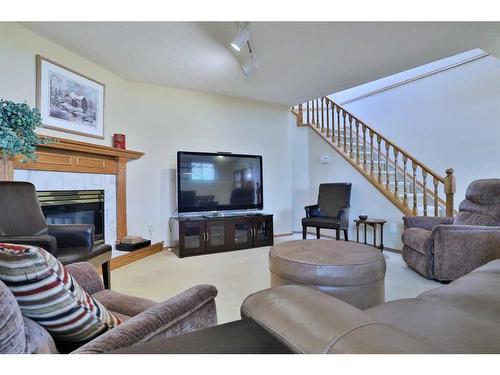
292 126 405 250
1 23 294 245
337 55 500 204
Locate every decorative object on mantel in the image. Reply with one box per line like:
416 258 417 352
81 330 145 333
113 133 126 149
116 236 152 252
0 99 54 181
36 55 105 139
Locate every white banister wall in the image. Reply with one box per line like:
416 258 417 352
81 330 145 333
333 53 500 206
330 49 488 106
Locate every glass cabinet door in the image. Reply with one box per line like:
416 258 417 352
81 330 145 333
206 220 227 252
253 216 274 247
229 218 253 250
179 221 206 256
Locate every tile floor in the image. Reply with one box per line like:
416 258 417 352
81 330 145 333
111 234 439 323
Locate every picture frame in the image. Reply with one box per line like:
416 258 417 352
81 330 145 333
36 55 105 139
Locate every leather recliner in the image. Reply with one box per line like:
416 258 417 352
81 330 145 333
0 181 112 288
241 258 500 353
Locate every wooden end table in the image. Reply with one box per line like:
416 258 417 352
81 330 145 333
354 218 387 251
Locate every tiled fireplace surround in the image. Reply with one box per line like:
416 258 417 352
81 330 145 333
14 170 122 257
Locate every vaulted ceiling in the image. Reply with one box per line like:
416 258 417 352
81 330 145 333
24 22 500 105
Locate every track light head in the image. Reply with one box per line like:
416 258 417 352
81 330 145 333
242 52 258 77
230 26 250 52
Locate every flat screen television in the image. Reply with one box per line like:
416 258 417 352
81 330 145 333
177 151 263 213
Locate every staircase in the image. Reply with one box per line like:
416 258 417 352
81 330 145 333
292 97 456 217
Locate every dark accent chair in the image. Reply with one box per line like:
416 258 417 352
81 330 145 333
0 181 112 288
402 179 500 282
230 187 255 206
302 183 351 241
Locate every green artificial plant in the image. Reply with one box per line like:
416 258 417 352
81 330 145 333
0 99 53 161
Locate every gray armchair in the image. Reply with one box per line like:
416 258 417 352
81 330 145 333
302 183 351 240
0 262 218 354
402 179 500 282
0 181 112 288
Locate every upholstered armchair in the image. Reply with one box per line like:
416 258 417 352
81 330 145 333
0 262 218 354
402 179 500 282
0 181 112 288
302 183 351 241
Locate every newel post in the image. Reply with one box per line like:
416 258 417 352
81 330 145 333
444 168 456 217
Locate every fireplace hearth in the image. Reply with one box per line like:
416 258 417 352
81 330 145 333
37 190 105 244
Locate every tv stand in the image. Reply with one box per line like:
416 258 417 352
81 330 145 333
170 214 273 258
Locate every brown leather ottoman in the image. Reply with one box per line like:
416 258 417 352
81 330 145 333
269 240 386 309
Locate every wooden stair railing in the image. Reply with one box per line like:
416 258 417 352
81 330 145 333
292 97 456 217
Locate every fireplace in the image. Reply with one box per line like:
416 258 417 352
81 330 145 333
37 190 105 244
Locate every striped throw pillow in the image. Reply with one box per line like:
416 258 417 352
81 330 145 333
0 243 121 345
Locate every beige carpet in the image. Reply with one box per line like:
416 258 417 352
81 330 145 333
110 234 439 324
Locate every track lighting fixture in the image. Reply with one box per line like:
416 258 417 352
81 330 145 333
230 24 250 52
242 50 258 77
229 22 258 77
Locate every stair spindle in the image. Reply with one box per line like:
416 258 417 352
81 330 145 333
311 100 315 124
412 161 418 215
326 100 330 138
355 120 360 164
349 115 353 158
393 148 399 199
298 103 303 124
306 101 310 124
336 107 341 146
342 111 347 152
321 98 325 133
433 176 439 217
362 124 367 171
422 170 428 216
331 103 336 143
385 142 390 190
376 135 382 183
402 155 408 208
316 99 320 128
370 129 374 177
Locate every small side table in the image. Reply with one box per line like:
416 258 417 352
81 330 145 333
354 219 387 251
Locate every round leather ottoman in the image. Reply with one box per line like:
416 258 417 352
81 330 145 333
269 239 386 309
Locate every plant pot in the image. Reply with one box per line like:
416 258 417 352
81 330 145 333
0 156 14 181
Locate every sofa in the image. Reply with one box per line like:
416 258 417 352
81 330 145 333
241 259 500 353
402 179 500 281
0 262 218 354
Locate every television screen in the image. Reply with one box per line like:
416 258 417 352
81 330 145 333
177 151 263 213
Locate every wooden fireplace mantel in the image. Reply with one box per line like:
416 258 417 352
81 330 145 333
13 136 145 240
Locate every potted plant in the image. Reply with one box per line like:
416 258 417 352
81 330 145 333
0 99 53 180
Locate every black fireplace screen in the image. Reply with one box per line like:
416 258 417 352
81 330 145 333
37 190 105 244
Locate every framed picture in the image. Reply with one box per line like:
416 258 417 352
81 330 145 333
36 55 105 139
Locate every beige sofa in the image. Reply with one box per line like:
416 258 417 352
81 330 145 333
241 259 500 353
